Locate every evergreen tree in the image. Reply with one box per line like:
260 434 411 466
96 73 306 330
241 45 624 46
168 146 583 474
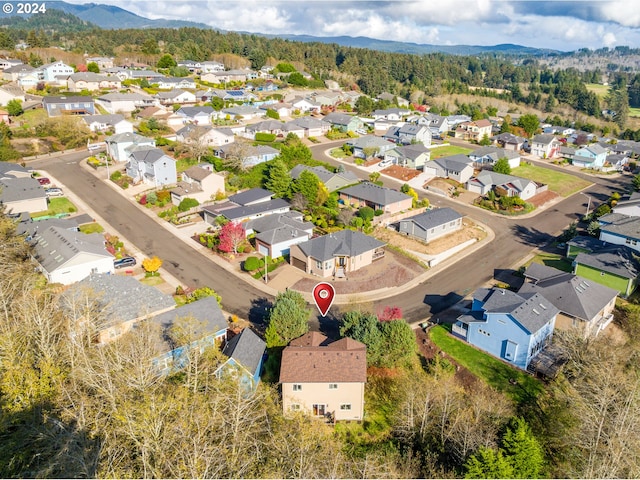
502 417 545 478
265 159 291 198
264 290 311 348
493 157 511 175
500 114 512 133
464 447 514 479
292 170 320 207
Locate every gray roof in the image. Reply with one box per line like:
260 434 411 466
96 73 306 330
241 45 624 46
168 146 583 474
598 214 640 240
151 296 227 334
245 211 312 234
17 217 79 237
183 165 212 182
228 188 273 206
574 247 640 280
567 235 608 251
470 170 535 193
156 89 190 99
290 116 329 129
579 144 607 155
42 95 94 105
399 207 463 230
387 143 430 161
177 105 214 117
492 132 525 144
208 198 290 222
474 287 559 334
246 119 285 132
339 182 411 206
68 72 113 82
0 177 47 204
469 146 520 160
323 112 358 126
346 135 392 150
62 273 176 326
0 162 30 178
98 92 153 102
106 131 152 144
532 134 557 145
431 154 474 172
519 264 618 322
256 225 310 245
82 114 126 126
128 147 172 165
296 229 385 262
4 64 34 73
222 328 266 376
289 164 358 186
32 226 111 275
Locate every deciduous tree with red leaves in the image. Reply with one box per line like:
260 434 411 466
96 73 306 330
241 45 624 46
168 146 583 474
377 306 403 322
218 222 245 254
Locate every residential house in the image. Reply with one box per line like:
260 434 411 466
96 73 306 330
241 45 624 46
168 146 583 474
30 226 114 286
323 112 364 133
216 328 266 392
0 84 25 106
453 287 558 370
286 117 328 137
0 58 23 70
606 153 629 171
572 144 609 170
280 122 306 138
245 119 286 138
155 89 197 106
16 216 79 238
221 105 265 121
372 108 411 121
17 71 40 89
2 64 35 82
82 114 133 134
289 229 386 278
423 154 475 184
175 105 214 125
42 96 95 116
248 211 314 259
116 69 165 82
151 296 228 375
377 92 409 107
177 60 201 73
156 77 197 90
201 61 225 73
345 135 395 159
289 165 359 192
383 124 432 146
61 273 176 343
312 90 343 107
559 146 576 161
398 207 464 243
384 144 431 170
170 164 225 205
598 213 640 253
613 192 640 217
566 236 640 298
468 146 521 169
520 263 617 337
39 61 74 82
260 102 291 118
291 97 321 114
339 182 412 214
97 93 156 114
202 188 290 225
0 161 32 179
492 132 525 151
216 143 279 168
66 72 121 92
424 113 450 139
531 134 560 158
280 332 367 421
201 69 257 83
176 124 234 147
454 119 492 142
466 171 540 201
126 147 177 187
0 176 47 214
106 132 156 162
86 57 114 69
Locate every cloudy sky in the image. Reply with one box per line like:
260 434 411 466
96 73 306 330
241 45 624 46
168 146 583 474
64 0 640 51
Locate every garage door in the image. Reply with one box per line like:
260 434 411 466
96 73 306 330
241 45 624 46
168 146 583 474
291 256 306 271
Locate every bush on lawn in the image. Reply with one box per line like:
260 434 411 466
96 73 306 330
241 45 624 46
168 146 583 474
178 197 199 212
244 256 261 271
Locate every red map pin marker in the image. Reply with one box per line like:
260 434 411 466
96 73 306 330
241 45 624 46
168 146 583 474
312 282 335 317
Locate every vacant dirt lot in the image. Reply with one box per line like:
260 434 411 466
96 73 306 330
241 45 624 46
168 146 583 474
373 219 487 256
382 165 422 182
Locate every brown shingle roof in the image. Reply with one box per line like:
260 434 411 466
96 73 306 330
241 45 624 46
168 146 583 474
280 333 367 383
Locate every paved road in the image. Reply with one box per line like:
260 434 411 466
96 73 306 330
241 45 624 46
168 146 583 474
29 148 627 325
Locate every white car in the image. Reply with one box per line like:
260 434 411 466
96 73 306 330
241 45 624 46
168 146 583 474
45 188 64 197
378 159 393 168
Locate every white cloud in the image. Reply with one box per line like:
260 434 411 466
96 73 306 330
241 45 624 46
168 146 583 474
597 1 640 28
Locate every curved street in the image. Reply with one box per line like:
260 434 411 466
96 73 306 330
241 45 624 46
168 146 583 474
29 147 627 325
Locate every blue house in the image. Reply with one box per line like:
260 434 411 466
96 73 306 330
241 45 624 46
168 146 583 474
572 144 608 170
150 296 228 375
42 95 95 116
453 287 558 370
215 328 266 392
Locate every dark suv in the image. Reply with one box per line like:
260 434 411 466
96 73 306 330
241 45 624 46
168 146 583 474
114 256 137 269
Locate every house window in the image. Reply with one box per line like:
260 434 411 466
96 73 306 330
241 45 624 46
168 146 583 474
290 404 301 411
329 383 338 390
626 238 637 246
316 260 323 270
293 384 302 391
340 404 351 410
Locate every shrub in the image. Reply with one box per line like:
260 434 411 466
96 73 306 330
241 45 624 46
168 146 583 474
374 209 384 216
175 285 185 295
110 171 122 181
255 132 277 142
156 190 171 203
244 256 261 271
139 194 147 205
146 191 158 204
178 197 199 212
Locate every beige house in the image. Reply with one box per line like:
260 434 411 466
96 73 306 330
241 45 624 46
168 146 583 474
280 332 367 421
454 119 492 142
171 165 225 205
66 72 121 92
289 229 385 278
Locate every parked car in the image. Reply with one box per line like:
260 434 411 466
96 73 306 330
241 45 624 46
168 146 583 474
45 188 64 197
378 158 393 168
114 256 137 269
37 177 51 185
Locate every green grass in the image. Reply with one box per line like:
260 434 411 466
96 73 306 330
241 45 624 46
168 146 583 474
330 148 348 159
79 223 105 234
524 251 573 273
175 157 198 173
512 163 592 197
629 107 640 118
32 198 77 218
429 325 544 405
585 83 610 99
13 108 48 130
139 276 165 286
429 145 473 159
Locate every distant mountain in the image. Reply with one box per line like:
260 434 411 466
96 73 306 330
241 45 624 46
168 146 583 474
47 1 211 29
268 34 560 56
0 8 96 32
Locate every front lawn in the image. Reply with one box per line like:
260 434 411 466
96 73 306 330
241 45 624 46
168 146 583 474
523 251 573 273
429 325 544 406
32 198 77 218
79 222 105 234
512 163 592 197
428 145 473 159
